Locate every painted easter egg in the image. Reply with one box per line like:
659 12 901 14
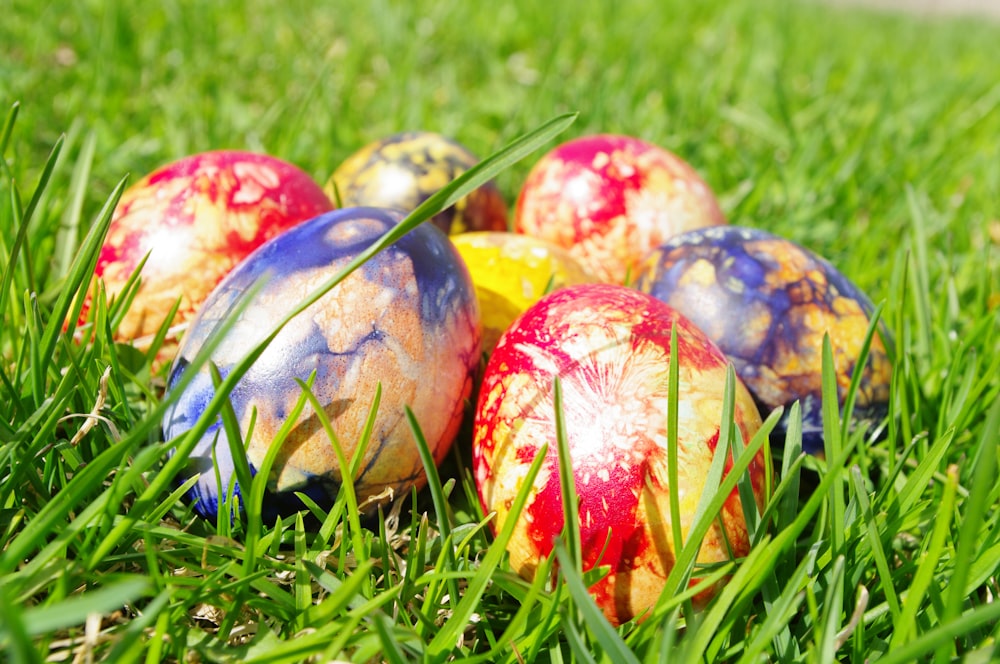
85 150 333 362
162 207 481 519
450 232 599 353
473 283 767 625
325 131 508 235
632 226 893 454
514 134 726 285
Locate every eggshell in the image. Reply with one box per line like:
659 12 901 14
473 283 767 625
85 150 333 362
450 232 598 353
162 207 481 519
633 225 893 453
514 134 725 284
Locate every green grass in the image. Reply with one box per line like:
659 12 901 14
2 0 999 661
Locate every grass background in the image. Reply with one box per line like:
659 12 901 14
1 0 999 661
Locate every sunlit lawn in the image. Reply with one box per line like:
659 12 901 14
1 0 999 661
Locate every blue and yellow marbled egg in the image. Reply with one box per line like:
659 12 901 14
326 131 509 236
162 207 481 518
633 226 892 453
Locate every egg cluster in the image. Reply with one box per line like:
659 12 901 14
81 129 891 626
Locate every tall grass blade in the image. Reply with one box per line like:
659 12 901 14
937 395 1000 661
553 376 582 575
405 405 460 610
553 541 641 664
4 576 149 638
890 464 958 648
427 444 549 658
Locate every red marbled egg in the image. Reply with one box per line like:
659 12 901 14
473 283 767 625
83 150 333 362
514 134 726 285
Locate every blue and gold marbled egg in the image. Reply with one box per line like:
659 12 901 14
633 226 892 453
162 207 481 519
325 131 509 236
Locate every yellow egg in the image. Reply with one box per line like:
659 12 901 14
451 232 598 353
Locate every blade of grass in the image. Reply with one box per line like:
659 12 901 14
374 613 411 664
885 425 955 514
654 406 780 614
0 577 41 664
880 600 1000 664
473 555 557 664
840 301 887 441
553 375 582 578
890 463 959 648
0 102 18 160
936 394 1000 662
316 383 381 546
821 334 846 561
905 186 934 363
736 543 819 663
816 555 846 663
53 130 96 281
427 444 549 659
2 136 64 334
4 576 149 639
851 465 902 624
243 379 317 566
553 541 641 664
667 325 683 555
562 618 599 664
405 405 460 611
300 558 378 621
212 362 253 518
688 535 779 662
292 375 367 541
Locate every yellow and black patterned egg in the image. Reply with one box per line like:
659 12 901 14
633 226 892 454
325 131 508 235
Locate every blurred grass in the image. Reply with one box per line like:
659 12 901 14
3 0 998 276
2 0 999 661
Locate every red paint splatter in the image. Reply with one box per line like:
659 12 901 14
524 446 647 577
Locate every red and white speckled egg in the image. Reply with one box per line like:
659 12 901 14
83 150 333 361
514 134 726 284
473 283 767 625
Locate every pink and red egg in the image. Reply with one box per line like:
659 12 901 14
514 134 726 285
473 283 767 625
83 150 333 362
